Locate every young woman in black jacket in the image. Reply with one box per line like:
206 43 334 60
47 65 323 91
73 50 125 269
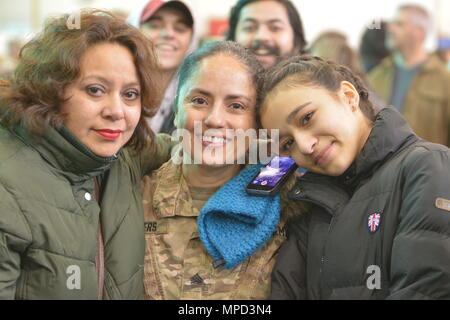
259 55 450 300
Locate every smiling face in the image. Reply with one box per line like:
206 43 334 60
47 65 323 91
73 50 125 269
260 81 371 176
234 0 296 69
141 6 193 72
175 54 257 167
60 42 142 157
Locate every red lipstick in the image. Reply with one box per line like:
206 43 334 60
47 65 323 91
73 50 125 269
95 129 122 140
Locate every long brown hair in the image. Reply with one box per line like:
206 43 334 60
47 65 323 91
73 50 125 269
0 9 161 151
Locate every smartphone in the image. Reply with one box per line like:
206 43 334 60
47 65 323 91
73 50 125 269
246 156 298 196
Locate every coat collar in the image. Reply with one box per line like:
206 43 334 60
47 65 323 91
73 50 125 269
289 108 418 212
340 107 418 187
14 125 118 183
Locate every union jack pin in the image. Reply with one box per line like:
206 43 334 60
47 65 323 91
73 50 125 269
368 213 382 233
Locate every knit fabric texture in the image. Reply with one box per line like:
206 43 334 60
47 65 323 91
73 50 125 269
197 164 281 269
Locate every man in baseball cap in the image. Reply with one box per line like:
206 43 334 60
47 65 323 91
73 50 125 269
132 0 196 134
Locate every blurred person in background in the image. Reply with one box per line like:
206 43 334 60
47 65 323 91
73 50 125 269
310 31 366 80
435 38 450 70
130 0 196 134
0 10 172 299
0 57 5 77
227 0 307 69
0 38 24 77
359 21 391 73
310 31 384 111
368 4 450 146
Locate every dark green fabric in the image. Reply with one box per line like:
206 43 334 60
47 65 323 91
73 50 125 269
0 124 172 299
270 108 450 300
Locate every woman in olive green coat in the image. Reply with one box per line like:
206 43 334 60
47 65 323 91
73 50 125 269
0 10 171 299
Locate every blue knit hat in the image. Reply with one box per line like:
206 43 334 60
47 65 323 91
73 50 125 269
197 164 281 269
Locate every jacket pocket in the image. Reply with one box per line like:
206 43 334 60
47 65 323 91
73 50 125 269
22 248 97 299
104 264 144 300
329 284 390 300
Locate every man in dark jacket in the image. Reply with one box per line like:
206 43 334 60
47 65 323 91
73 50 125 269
270 108 450 300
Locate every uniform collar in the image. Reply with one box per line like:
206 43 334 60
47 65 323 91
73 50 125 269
14 125 118 183
152 160 199 218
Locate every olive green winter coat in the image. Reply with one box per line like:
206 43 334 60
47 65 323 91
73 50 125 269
0 125 171 299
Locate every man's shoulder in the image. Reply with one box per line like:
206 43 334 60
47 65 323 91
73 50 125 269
141 160 183 201
142 160 181 184
423 54 450 74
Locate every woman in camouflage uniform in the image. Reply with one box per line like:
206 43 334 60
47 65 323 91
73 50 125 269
141 41 304 300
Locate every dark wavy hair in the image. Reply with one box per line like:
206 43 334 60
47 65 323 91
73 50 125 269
0 9 161 151
259 55 376 122
226 0 307 53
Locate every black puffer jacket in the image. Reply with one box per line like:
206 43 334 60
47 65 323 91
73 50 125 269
270 108 450 300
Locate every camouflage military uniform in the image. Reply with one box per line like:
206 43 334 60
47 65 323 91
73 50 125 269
141 161 304 300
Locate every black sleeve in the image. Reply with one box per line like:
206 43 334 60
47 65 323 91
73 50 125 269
269 213 310 300
387 148 450 299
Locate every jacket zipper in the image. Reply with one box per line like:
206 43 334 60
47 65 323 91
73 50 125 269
95 221 105 300
318 215 337 298
17 269 28 299
93 177 105 300
291 193 336 299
